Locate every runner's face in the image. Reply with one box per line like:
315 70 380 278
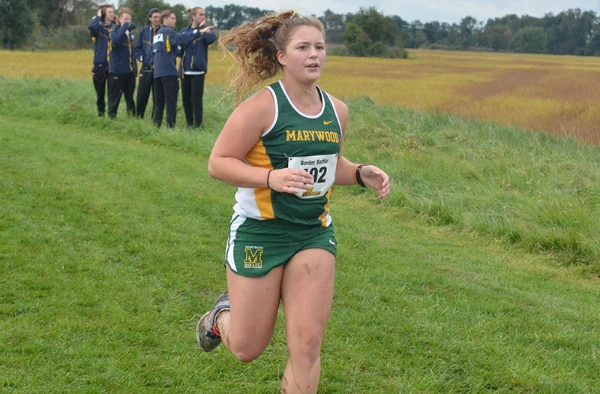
278 26 326 84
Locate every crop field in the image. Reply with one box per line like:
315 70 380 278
2 48 600 143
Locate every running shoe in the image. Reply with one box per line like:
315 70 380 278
196 291 229 352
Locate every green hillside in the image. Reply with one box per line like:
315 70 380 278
1 78 600 392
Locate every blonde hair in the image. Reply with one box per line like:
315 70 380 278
115 7 132 26
161 10 173 23
117 7 132 18
219 10 326 104
187 7 204 17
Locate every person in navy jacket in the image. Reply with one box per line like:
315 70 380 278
107 7 137 119
88 4 115 117
133 8 161 119
179 7 217 128
152 10 201 128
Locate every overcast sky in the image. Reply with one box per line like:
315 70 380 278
186 0 600 24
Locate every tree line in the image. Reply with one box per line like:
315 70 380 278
324 7 600 56
1 0 599 57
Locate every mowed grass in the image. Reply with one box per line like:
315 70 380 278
2 49 600 143
1 77 600 392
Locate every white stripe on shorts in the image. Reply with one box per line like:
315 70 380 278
225 214 247 272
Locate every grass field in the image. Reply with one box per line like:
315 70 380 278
2 49 600 143
1 53 600 392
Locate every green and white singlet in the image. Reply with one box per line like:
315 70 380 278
233 80 342 227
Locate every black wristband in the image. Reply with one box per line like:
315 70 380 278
356 165 366 187
266 169 273 189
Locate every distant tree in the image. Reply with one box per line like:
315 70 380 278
544 9 597 55
485 24 512 51
406 20 427 48
205 5 224 27
473 21 488 47
321 9 344 31
25 0 96 28
319 9 345 43
172 4 191 29
205 4 272 30
343 7 405 57
118 0 189 30
459 16 478 48
120 0 173 29
510 26 547 53
343 22 368 56
0 0 36 49
242 6 266 22
487 14 540 33
221 4 244 29
389 15 409 31
586 24 600 55
423 21 444 43
353 6 398 46
434 23 462 48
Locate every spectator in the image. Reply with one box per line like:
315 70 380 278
88 4 115 117
152 10 201 128
107 7 137 118
134 7 161 119
179 7 217 128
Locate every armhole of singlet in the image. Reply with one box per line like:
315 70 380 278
325 91 343 139
262 86 279 137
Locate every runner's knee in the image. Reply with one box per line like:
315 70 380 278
288 330 323 364
230 344 265 363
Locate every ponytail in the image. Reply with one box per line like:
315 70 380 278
219 10 325 104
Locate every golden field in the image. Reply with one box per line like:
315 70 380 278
2 49 600 143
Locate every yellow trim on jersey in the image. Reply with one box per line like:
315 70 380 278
317 189 332 227
254 187 274 219
128 38 133 72
244 140 274 219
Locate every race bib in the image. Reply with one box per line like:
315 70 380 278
288 154 338 199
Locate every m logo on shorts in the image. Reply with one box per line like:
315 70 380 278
244 246 264 269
